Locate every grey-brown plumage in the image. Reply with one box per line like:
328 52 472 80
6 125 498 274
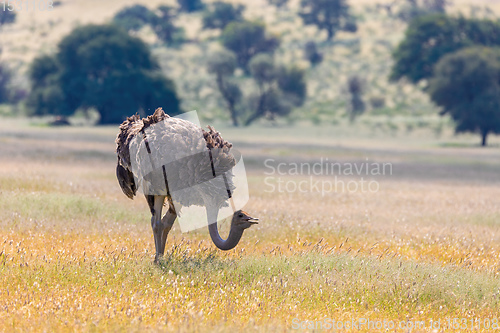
116 108 235 205
115 108 257 262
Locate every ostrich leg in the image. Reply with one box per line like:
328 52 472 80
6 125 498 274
147 195 167 263
157 206 177 258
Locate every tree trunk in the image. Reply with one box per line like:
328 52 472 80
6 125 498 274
245 86 266 126
481 130 488 147
216 74 239 127
228 101 239 127
244 110 262 126
326 26 334 41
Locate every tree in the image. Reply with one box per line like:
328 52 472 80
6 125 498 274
207 50 242 126
245 54 306 125
151 6 184 45
427 0 447 13
304 41 323 66
267 0 289 9
299 0 357 41
396 0 447 22
27 24 181 124
202 2 244 30
113 5 182 45
112 5 155 32
26 55 64 116
0 63 12 103
0 10 16 26
221 21 279 71
377 0 448 19
177 0 204 13
276 66 307 106
428 47 500 146
391 15 500 83
346 75 366 122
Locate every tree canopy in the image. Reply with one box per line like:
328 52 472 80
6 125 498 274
27 24 181 124
207 50 307 126
177 0 205 13
221 21 279 71
395 0 446 22
299 0 357 41
202 2 244 30
427 47 500 146
151 6 183 45
113 5 182 45
304 41 323 66
245 54 307 125
267 0 289 9
391 14 500 83
112 4 155 32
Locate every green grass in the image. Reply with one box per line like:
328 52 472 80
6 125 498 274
0 191 148 228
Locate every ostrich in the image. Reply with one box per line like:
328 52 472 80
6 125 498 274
115 108 257 262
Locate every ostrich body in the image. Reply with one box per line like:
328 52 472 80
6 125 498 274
115 108 257 261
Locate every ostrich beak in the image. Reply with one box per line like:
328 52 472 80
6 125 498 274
243 216 259 225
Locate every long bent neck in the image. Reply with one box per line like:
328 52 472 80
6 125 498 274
208 221 244 251
206 206 244 251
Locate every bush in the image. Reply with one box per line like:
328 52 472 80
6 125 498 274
369 96 385 109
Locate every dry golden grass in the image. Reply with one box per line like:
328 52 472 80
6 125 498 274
1 120 500 331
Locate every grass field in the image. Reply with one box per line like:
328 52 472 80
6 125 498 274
2 0 500 331
0 120 500 332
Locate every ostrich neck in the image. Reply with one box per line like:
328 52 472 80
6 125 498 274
208 222 244 251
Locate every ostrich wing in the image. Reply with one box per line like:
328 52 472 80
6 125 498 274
116 163 136 199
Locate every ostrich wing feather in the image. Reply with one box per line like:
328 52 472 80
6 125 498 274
115 108 237 210
116 163 136 199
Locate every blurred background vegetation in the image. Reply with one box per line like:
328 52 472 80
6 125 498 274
1 0 500 145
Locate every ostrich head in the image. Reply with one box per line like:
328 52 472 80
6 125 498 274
232 210 259 229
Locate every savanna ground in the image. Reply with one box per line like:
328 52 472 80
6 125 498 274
1 119 500 332
2 1 500 331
